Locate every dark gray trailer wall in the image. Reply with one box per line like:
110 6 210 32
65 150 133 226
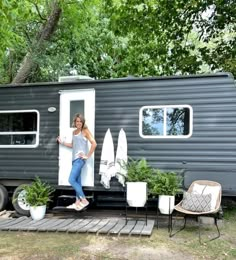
0 73 235 196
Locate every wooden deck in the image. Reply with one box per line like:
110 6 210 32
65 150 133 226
0 216 155 236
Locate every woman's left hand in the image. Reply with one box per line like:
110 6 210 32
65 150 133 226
78 153 88 160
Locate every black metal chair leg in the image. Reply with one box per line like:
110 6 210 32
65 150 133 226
145 203 148 225
214 217 221 240
169 213 187 237
156 200 159 228
199 216 221 244
198 216 202 244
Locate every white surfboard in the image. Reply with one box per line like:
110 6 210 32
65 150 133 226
99 128 115 189
115 128 128 186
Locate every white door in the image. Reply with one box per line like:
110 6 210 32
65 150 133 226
58 89 95 187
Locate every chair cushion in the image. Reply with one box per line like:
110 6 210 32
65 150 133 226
182 192 212 212
192 184 221 210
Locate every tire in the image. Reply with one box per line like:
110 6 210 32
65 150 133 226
0 184 8 211
12 185 30 216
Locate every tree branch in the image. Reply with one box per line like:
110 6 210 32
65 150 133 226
11 0 62 84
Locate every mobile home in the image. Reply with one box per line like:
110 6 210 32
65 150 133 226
0 73 235 215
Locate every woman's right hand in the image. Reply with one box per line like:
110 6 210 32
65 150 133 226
57 136 63 144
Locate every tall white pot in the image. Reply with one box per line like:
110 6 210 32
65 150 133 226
30 205 46 221
126 182 147 207
158 195 175 215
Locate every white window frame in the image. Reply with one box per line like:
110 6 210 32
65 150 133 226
0 109 40 148
139 105 193 139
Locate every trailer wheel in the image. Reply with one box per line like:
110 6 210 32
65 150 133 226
12 185 30 216
0 184 8 211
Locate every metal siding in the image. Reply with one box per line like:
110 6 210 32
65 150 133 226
93 75 236 195
0 85 60 185
0 73 236 196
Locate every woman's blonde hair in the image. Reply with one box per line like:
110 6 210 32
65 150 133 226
72 113 87 129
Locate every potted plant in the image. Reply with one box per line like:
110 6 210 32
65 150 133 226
122 157 154 207
23 176 55 220
149 170 182 214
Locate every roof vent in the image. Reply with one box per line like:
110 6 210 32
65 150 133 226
58 75 94 82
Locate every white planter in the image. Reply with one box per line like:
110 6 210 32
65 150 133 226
30 205 46 221
158 195 175 215
126 182 147 207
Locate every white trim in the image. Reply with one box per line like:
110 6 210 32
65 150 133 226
0 109 40 148
139 105 193 139
58 89 95 187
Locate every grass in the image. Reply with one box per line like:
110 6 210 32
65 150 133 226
0 208 236 259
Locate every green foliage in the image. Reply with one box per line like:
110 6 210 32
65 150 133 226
123 157 154 183
23 176 55 207
121 158 183 196
0 0 235 83
149 170 182 196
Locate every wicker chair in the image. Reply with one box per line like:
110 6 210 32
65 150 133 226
169 180 222 244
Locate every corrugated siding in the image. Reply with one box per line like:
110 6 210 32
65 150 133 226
93 74 236 195
0 74 236 195
0 85 60 185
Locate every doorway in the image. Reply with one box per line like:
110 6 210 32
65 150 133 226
58 89 95 187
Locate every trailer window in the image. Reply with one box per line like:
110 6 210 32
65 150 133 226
139 105 193 138
0 110 39 148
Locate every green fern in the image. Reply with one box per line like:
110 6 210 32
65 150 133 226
149 170 182 196
23 176 55 207
122 157 154 183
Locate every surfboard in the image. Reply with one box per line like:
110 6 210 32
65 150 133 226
115 128 128 186
99 128 115 189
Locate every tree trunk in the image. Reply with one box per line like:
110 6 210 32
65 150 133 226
11 0 62 84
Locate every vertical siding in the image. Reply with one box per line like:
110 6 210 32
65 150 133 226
0 73 235 196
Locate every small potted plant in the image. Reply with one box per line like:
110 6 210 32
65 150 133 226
122 157 154 207
23 176 55 220
149 170 182 214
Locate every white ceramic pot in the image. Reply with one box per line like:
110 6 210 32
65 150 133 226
30 205 46 221
126 182 147 207
158 195 175 215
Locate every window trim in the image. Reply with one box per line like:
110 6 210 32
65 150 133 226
139 105 193 139
0 109 40 148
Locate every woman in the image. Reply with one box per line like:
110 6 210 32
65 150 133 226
57 113 97 210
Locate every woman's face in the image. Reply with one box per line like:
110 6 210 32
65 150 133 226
75 117 83 129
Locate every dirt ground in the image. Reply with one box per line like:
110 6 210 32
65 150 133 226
0 209 236 260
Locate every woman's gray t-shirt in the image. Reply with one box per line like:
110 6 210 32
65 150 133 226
72 132 88 161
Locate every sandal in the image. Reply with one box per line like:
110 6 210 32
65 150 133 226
66 203 77 209
76 201 89 211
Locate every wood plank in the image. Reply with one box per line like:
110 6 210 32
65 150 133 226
141 220 155 236
130 220 146 236
25 218 52 231
36 219 63 232
108 219 127 235
50 219 75 232
78 219 101 233
0 216 155 236
8 218 34 231
119 220 136 235
57 219 82 232
20 218 47 231
27 218 53 231
0 218 19 228
97 219 119 234
45 219 68 232
88 219 110 233
0 217 29 231
67 219 93 233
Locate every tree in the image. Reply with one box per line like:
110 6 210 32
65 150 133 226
105 0 236 76
11 0 62 83
0 0 235 84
